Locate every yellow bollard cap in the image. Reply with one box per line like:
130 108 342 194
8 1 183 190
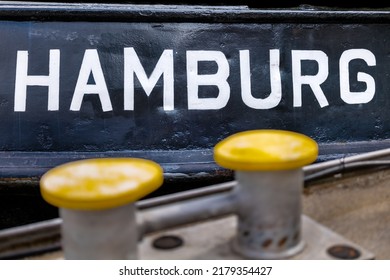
214 130 318 171
40 158 164 210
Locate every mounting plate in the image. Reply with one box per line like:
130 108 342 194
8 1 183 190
140 215 374 260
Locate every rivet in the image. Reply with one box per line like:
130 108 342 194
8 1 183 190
327 245 361 259
152 235 184 250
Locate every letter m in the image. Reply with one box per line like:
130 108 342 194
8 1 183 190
124 47 174 111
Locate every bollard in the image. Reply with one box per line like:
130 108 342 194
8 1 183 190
214 130 318 259
40 158 163 260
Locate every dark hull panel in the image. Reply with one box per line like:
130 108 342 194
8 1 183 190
0 3 389 178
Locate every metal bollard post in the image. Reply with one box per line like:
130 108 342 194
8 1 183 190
214 130 318 259
40 158 163 260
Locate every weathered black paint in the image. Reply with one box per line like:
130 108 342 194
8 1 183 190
0 3 390 179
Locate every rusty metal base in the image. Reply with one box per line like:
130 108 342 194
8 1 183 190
23 214 374 260
140 215 374 260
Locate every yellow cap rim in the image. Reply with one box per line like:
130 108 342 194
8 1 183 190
40 158 163 210
214 130 318 171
